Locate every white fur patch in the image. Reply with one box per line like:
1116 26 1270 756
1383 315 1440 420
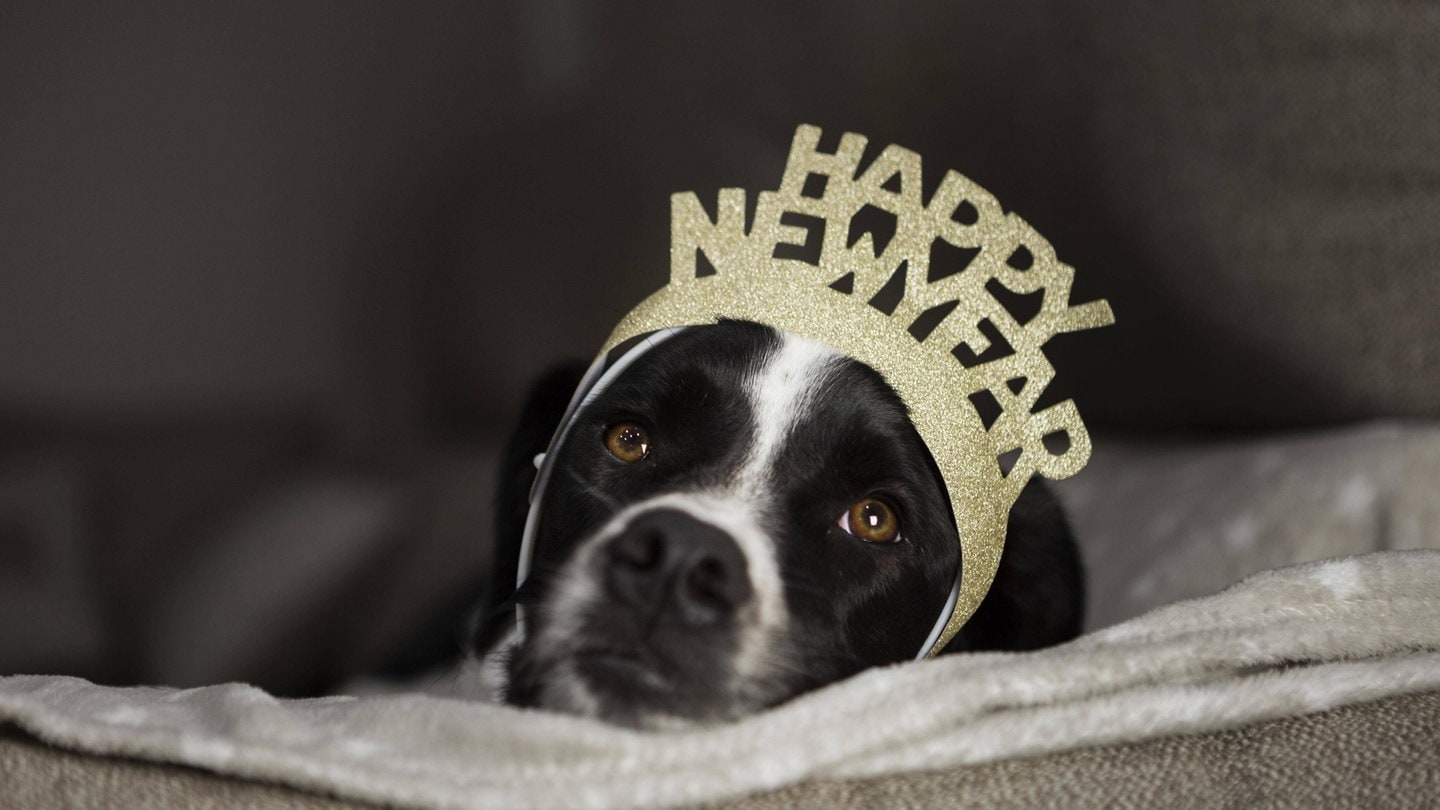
477 625 522 703
735 334 842 499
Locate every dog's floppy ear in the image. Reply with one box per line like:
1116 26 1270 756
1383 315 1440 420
942 480 1085 653
473 360 590 653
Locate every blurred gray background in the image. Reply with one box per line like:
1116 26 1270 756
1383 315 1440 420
2 1 1437 695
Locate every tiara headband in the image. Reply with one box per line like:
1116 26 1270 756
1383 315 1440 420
523 125 1112 658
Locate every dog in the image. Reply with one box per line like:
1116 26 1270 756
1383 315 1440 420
473 319 1082 729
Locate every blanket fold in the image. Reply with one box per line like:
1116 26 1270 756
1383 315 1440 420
3 550 1438 809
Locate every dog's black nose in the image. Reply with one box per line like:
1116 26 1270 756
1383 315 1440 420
604 509 753 626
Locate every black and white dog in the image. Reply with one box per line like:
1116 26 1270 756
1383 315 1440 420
474 320 1082 729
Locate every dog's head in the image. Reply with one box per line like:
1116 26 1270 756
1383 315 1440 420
481 320 1077 728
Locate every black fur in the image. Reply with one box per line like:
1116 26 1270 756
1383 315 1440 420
478 360 590 655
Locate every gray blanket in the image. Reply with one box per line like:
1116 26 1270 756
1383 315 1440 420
3 550 1438 809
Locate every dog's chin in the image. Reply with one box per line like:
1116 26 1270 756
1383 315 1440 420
515 610 791 729
525 650 728 731
566 650 709 730
575 648 668 694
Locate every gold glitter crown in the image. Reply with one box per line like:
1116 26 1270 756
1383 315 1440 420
601 125 1113 656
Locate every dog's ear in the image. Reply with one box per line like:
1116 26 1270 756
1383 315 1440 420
473 360 590 653
942 480 1085 654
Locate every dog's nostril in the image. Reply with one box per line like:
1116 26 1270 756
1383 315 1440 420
612 527 664 570
679 548 753 621
686 557 729 608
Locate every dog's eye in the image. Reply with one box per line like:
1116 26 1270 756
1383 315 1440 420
604 422 651 463
839 498 902 543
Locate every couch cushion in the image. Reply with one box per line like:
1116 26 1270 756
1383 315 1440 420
1059 424 1440 630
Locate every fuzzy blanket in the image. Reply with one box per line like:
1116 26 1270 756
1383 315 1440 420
2 550 1438 809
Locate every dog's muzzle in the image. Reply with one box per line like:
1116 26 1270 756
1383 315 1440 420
603 508 754 628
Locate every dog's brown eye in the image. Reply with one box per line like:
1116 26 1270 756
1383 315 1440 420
604 422 651 463
841 498 901 543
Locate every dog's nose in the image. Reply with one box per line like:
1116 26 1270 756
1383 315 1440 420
604 509 753 626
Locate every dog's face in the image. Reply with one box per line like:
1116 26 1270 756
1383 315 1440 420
499 321 960 728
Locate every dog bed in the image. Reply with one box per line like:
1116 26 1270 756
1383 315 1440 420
3 425 1439 808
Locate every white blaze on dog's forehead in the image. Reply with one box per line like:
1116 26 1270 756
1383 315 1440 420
739 333 843 497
